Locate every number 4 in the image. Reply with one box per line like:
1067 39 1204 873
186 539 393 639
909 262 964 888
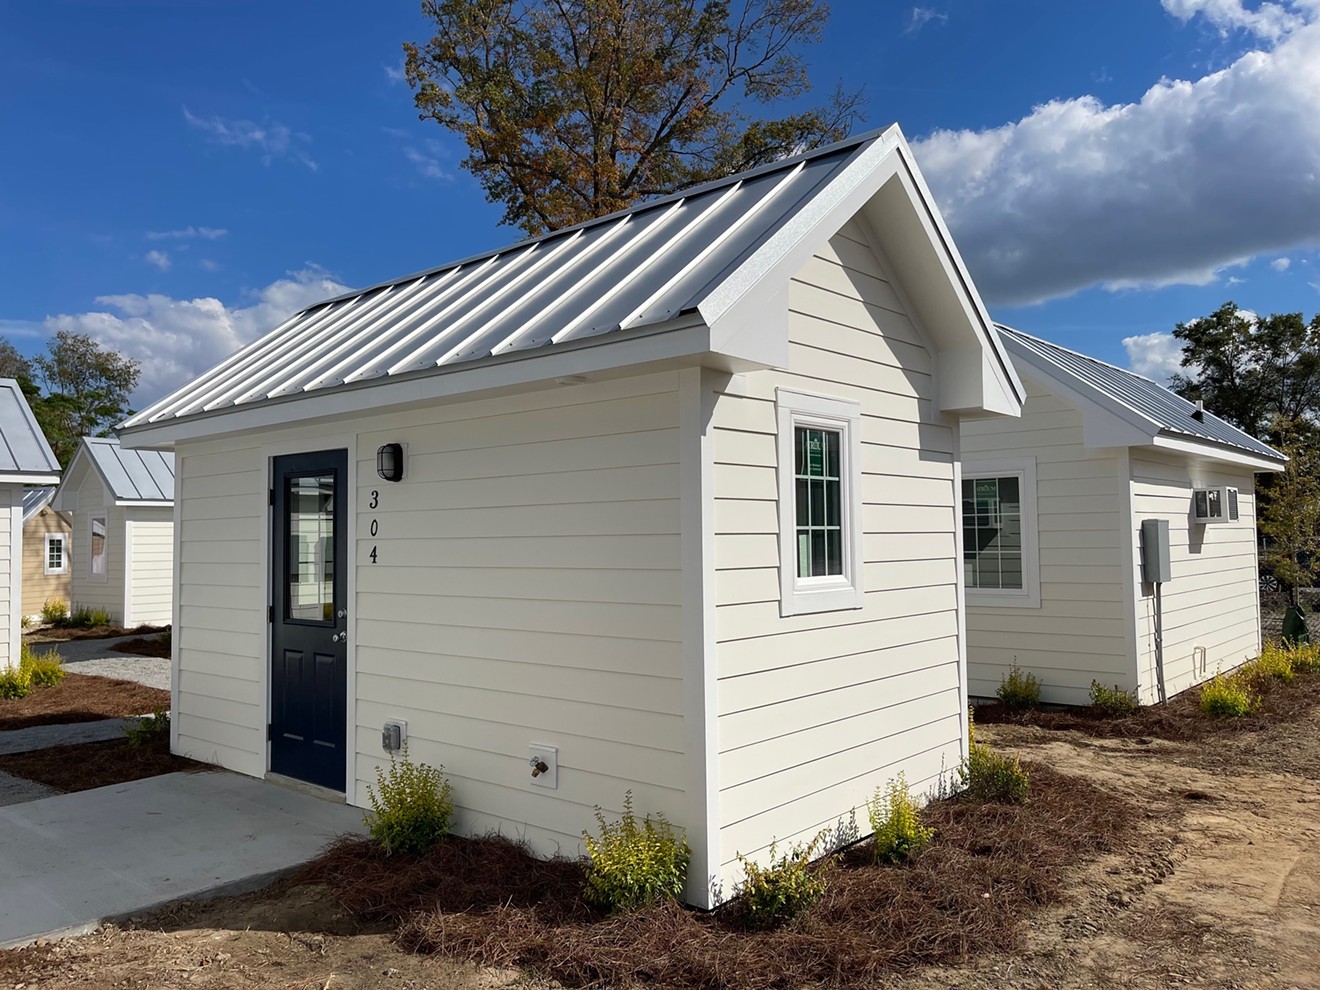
370 546 378 564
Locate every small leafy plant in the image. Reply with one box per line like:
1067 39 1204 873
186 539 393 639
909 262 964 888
960 711 1030 803
124 707 171 746
20 643 64 688
365 745 454 856
0 662 32 700
40 598 69 625
867 774 934 863
733 832 830 928
1289 641 1320 674
88 606 112 627
1088 680 1138 716
583 791 689 913
1250 644 1295 684
996 662 1041 710
1199 673 1257 718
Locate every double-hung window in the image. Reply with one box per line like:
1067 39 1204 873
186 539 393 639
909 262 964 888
44 533 67 575
961 459 1039 607
777 389 864 616
90 514 108 582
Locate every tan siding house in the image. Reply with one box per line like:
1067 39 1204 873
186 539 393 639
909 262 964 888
961 327 1285 707
119 126 1024 906
52 438 175 626
21 488 72 619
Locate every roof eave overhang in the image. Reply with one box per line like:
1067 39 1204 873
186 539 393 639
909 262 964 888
120 314 761 449
698 125 1023 419
1150 433 1288 473
0 473 60 487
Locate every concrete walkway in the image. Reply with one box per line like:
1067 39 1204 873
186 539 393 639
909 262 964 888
34 636 170 691
0 718 134 756
0 770 366 947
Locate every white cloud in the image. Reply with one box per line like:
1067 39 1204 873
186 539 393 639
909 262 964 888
1124 331 1187 381
906 7 948 32
1272 256 1292 270
41 267 351 403
198 258 221 272
0 319 45 340
144 250 171 271
145 226 228 241
913 6 1320 306
384 59 406 84
404 144 452 181
183 107 318 171
1161 0 1309 40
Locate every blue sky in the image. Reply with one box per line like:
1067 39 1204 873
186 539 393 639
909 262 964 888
2 0 1318 403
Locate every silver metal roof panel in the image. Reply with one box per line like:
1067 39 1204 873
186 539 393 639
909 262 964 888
0 379 61 476
82 437 175 502
22 486 55 523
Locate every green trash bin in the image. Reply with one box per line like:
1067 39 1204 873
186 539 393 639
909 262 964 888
1282 603 1311 645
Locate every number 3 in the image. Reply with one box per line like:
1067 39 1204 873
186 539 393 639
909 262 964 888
369 490 379 509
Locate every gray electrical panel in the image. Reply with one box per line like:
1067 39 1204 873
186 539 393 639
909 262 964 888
1140 518 1171 583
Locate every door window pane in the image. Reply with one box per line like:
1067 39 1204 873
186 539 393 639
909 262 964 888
961 476 1024 591
287 474 335 622
795 426 844 578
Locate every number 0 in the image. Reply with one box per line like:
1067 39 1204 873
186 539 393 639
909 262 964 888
370 519 379 537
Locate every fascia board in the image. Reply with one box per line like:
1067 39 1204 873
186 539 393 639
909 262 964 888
0 473 59 487
114 499 174 508
1008 348 1159 449
120 317 723 448
1150 433 1288 473
51 446 93 510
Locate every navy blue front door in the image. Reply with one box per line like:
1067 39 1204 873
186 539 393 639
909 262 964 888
269 450 347 791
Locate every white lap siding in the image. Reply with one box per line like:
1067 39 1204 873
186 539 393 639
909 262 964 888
960 380 1128 705
713 222 964 885
127 512 174 626
1129 452 1260 702
0 486 16 669
171 373 685 858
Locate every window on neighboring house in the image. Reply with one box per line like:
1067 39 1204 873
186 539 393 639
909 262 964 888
90 514 108 581
776 389 864 616
44 533 67 575
962 459 1040 607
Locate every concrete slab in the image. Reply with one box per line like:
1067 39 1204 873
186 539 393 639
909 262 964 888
0 770 366 947
0 718 133 756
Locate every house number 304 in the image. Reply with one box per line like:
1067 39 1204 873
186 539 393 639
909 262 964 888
369 490 380 563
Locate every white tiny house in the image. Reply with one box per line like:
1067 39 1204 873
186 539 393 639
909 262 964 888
960 327 1286 707
119 126 1023 906
0 380 61 669
52 437 175 626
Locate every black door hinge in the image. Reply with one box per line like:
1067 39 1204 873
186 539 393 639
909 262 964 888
268 488 274 506
268 604 273 623
266 724 272 741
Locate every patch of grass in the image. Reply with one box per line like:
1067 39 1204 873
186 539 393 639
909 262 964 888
124 707 170 746
365 745 454 857
1199 673 1258 718
1089 680 1138 716
867 774 934 863
996 662 1041 711
583 791 689 914
40 599 68 626
732 833 831 929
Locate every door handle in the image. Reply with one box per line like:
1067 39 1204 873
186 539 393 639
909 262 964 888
331 632 343 643
337 609 347 619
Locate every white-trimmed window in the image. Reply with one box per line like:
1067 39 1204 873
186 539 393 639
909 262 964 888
777 389 864 616
43 533 67 575
961 458 1040 608
89 514 108 582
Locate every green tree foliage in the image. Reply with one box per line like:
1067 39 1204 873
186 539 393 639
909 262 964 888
30 330 140 466
1259 419 1320 597
403 0 863 235
0 340 38 398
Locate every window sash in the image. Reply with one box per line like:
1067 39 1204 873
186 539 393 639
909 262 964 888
794 426 844 578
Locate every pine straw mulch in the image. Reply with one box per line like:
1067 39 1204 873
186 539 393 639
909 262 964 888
300 762 1137 990
23 623 166 644
0 735 207 793
0 673 170 731
975 669 1320 743
112 635 171 659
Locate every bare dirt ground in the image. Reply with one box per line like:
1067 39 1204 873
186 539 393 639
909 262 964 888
2 716 1318 990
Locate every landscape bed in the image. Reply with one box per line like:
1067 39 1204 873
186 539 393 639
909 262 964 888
24 623 166 645
0 735 205 793
0 672 170 731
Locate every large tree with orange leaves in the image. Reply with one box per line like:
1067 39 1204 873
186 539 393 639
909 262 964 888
404 0 862 235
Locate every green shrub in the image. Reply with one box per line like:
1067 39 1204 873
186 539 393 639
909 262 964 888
88 607 112 627
40 599 69 625
867 774 934 863
961 742 1031 804
365 745 454 856
20 614 30 630
1088 680 1138 716
1250 644 1295 684
583 791 689 913
0 662 32 700
20 643 64 688
733 832 830 928
1199 673 1257 718
66 605 94 628
996 663 1041 710
124 707 171 746
1290 641 1320 674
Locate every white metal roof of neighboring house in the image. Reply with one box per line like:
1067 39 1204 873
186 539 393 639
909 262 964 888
998 325 1287 470
0 379 61 484
56 437 175 505
120 124 1023 445
22 486 57 524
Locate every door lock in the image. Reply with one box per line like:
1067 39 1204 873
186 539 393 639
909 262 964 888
331 632 343 643
337 609 347 619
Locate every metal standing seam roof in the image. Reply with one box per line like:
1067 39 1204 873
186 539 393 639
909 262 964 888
125 130 905 428
22 486 56 523
0 379 61 476
997 325 1286 463
80 437 175 502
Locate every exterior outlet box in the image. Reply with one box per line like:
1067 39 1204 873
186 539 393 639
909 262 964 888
1191 486 1239 525
1140 518 1172 584
528 744 558 789
382 719 407 753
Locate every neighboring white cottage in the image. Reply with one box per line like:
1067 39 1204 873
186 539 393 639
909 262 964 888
52 437 175 626
118 126 1023 906
0 381 61 669
961 326 1286 707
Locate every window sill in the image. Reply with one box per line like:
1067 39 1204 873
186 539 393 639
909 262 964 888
966 591 1041 609
781 581 864 617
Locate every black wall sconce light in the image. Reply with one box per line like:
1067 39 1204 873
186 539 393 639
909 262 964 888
377 443 404 482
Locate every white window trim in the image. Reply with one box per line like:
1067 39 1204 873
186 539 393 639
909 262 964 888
962 457 1040 609
89 513 109 583
43 532 67 576
776 388 864 617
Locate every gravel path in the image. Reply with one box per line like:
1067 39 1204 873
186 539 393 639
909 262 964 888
34 637 170 692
